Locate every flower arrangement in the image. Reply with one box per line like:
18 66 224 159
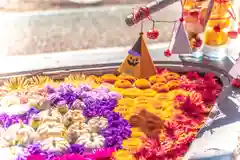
0 68 221 160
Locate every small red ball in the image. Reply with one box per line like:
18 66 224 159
147 29 159 40
164 49 171 57
179 17 184 22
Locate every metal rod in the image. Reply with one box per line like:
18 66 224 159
125 0 180 26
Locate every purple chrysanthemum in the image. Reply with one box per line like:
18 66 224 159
0 107 39 128
45 84 131 151
66 144 84 154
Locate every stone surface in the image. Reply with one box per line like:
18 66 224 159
0 2 182 55
0 0 153 11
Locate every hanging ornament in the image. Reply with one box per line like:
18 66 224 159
164 49 171 57
147 22 159 40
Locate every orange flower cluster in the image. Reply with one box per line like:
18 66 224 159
112 69 222 160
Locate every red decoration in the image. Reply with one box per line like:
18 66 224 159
213 25 221 32
228 31 238 39
238 27 240 34
195 39 202 48
147 29 159 40
132 6 151 24
147 23 159 40
179 17 184 22
232 76 240 88
164 49 171 57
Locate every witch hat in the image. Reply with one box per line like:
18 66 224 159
118 32 156 78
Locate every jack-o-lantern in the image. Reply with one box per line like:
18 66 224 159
118 50 141 77
118 34 156 78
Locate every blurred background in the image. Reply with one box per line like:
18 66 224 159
0 0 182 55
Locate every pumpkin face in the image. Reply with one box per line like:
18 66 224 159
0 146 24 160
87 116 108 132
63 110 85 128
76 133 105 149
5 122 37 145
67 122 90 143
38 109 62 124
41 137 70 153
0 95 21 108
36 122 66 140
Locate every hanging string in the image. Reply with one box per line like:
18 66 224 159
168 21 177 50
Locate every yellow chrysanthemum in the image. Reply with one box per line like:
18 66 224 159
122 138 142 152
122 88 143 98
114 105 132 117
118 98 134 107
142 89 157 97
110 87 124 93
64 74 88 86
130 128 145 138
27 76 54 88
4 77 29 91
113 150 136 160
